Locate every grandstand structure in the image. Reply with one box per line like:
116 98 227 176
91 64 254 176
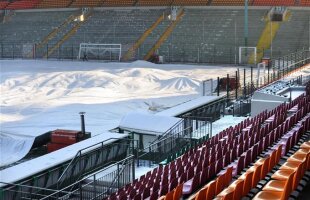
1 1 310 200
0 0 309 63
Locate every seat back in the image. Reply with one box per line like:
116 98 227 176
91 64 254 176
282 171 295 200
215 173 226 195
195 186 208 200
269 150 277 171
225 167 233 187
252 164 262 188
242 171 254 196
173 183 183 200
230 179 244 200
164 189 174 200
236 155 245 175
206 180 216 200
276 144 283 163
262 156 270 178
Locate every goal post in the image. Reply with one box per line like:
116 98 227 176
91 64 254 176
239 47 257 65
78 43 122 61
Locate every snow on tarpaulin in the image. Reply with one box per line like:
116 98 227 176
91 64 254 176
0 132 35 167
0 132 127 186
119 112 181 135
155 96 222 117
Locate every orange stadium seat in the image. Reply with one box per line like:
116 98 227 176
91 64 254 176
70 0 101 7
102 0 135 7
252 0 295 6
173 0 210 6
0 1 9 9
36 0 71 8
211 0 251 6
137 0 172 6
5 0 40 10
300 0 310 6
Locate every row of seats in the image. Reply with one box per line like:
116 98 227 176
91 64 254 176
214 114 310 199
0 1 9 9
187 82 310 200
252 0 295 6
104 84 310 199
4 0 40 10
253 135 310 199
186 98 310 199
0 0 309 9
36 0 71 8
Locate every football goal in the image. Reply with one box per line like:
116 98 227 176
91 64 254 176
239 47 257 65
78 43 122 61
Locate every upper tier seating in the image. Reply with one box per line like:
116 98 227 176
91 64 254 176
300 0 310 6
0 0 309 9
211 0 252 6
5 0 40 10
0 1 9 9
36 0 71 8
252 0 296 6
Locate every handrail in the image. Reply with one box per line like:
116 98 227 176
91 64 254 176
57 137 136 187
149 118 184 145
40 155 135 200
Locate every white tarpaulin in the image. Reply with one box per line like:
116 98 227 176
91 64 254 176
119 112 181 135
0 131 35 167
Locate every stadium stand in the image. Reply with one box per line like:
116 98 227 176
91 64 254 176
70 0 102 7
173 0 210 6
36 0 71 8
271 10 309 58
211 0 250 6
300 0 310 6
0 10 74 58
136 0 172 6
0 1 9 9
4 0 41 10
102 0 136 7
103 83 310 199
252 0 296 6
0 0 310 9
0 7 309 63
158 8 265 63
62 9 167 58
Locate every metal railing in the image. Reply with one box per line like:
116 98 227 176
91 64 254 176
0 138 135 200
136 117 211 166
0 155 135 200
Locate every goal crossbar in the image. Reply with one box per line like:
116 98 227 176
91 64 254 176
79 43 122 61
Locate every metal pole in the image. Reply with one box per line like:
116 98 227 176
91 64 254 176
270 21 273 59
47 44 48 60
251 66 253 85
244 68 246 97
226 74 230 103
235 71 238 99
244 0 248 50
235 19 237 65
217 77 220 96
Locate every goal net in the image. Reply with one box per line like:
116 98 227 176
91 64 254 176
78 43 122 61
239 47 257 65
